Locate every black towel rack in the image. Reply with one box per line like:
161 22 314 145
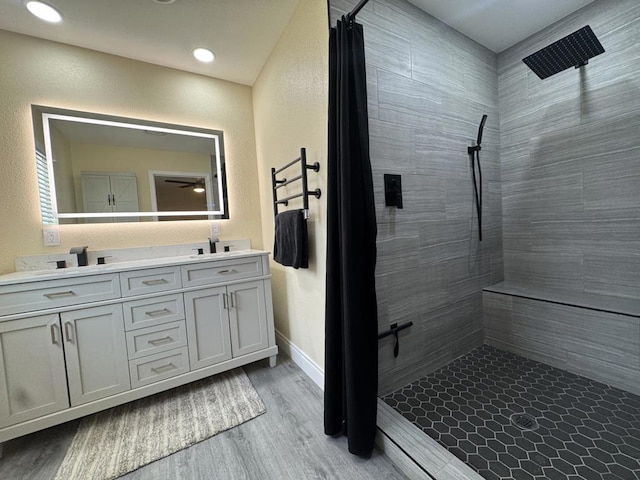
271 148 321 219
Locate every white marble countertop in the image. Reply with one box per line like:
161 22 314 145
0 249 268 287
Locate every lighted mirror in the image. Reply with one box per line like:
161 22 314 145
32 105 229 224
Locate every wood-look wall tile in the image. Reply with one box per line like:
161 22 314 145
498 68 528 115
485 335 569 371
464 60 499 106
376 263 448 323
377 70 443 129
566 352 640 396
414 131 472 180
364 24 413 79
369 118 419 173
482 292 513 334
531 218 640 254
513 298 640 368
373 0 443 46
490 254 504 284
418 220 472 264
446 255 492 297
503 251 584 291
377 222 421 275
502 172 583 218
584 252 640 298
374 172 447 225
580 77 640 125
502 216 532 253
366 63 379 120
529 114 640 168
422 294 483 353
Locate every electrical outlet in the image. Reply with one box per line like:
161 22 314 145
210 222 221 236
43 227 60 246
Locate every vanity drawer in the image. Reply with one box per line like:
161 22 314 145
120 267 181 297
0 274 120 316
129 347 189 388
181 257 263 288
126 321 187 360
122 294 185 331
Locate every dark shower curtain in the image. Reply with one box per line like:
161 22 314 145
324 16 378 456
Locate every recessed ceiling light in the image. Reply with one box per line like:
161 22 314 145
25 1 62 23
193 48 215 63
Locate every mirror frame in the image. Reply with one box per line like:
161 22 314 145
32 105 229 224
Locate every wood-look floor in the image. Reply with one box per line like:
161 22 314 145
0 357 408 480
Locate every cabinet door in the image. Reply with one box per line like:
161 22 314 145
184 286 232 370
0 314 69 428
228 280 269 358
61 304 131 406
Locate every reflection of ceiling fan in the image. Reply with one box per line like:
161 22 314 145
165 179 205 193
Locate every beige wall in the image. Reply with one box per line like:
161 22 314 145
252 0 329 368
0 30 262 273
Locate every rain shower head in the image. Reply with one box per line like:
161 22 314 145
522 25 605 80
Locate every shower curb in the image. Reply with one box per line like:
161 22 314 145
377 400 483 480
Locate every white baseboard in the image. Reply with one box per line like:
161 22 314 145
275 330 324 390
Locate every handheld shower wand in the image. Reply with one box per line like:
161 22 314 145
468 115 487 242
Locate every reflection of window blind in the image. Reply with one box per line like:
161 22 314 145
36 149 56 224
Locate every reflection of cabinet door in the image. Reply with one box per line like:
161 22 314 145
184 287 232 370
110 175 139 214
81 174 112 216
61 305 131 406
228 280 268 357
0 314 69 428
81 173 139 223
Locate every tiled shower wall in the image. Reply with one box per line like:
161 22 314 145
329 0 503 396
498 0 640 297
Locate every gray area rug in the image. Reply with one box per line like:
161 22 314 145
54 368 265 480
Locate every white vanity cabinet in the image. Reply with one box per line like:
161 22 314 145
227 280 269 357
183 279 269 368
61 304 131 406
184 286 233 370
0 250 277 443
0 314 69 427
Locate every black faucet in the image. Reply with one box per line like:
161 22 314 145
70 246 88 267
208 237 218 254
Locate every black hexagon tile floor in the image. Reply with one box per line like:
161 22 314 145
383 345 640 480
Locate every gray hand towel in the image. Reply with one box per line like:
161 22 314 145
273 209 308 269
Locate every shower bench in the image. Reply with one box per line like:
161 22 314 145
482 281 640 396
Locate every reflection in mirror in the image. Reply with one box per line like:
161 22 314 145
32 106 229 224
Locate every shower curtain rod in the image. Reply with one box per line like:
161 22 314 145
346 0 370 21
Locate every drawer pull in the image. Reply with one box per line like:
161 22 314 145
44 290 75 299
142 279 169 286
148 336 173 346
145 308 170 317
217 269 233 274
151 363 176 374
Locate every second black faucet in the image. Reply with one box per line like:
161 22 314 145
70 246 88 267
